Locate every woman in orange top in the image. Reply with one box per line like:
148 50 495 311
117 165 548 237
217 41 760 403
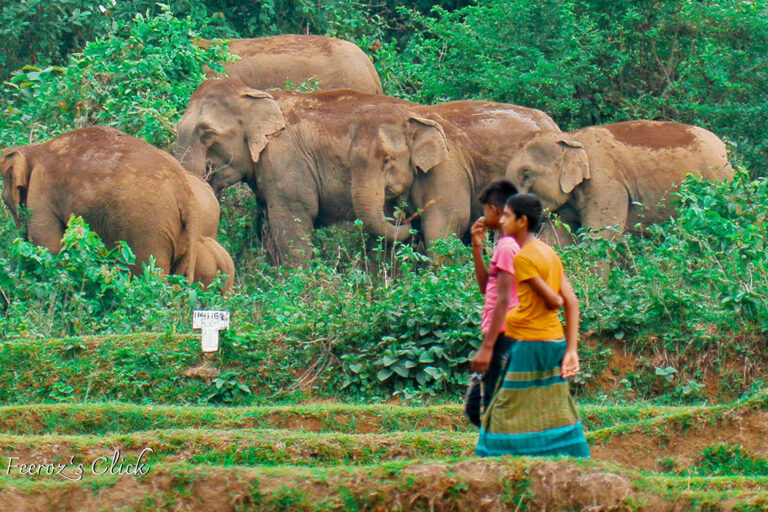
475 193 589 458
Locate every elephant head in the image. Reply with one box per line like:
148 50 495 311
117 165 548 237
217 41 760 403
0 148 32 228
175 79 285 195
347 108 450 242
506 132 591 212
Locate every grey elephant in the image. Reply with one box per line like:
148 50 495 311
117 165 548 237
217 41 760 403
175 79 560 260
1 126 235 290
505 120 734 243
176 79 420 263
199 34 383 94
375 100 560 242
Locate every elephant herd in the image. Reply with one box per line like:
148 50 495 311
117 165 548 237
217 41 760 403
0 34 734 291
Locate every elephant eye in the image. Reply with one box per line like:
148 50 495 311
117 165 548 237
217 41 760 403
198 126 221 144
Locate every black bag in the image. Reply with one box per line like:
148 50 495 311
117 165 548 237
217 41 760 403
463 371 485 428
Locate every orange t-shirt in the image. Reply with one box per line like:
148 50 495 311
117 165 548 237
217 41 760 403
504 239 565 340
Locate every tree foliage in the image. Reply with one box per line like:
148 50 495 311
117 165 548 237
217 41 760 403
1 6 231 149
390 0 768 172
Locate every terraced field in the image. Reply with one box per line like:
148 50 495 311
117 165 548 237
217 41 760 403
0 334 766 510
1 394 768 511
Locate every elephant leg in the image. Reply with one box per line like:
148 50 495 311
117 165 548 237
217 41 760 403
410 165 472 249
193 237 235 292
419 192 471 249
580 185 630 240
538 218 575 247
264 200 317 265
132 241 172 276
26 206 66 254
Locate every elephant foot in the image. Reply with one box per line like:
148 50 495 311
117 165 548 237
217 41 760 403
184 353 220 385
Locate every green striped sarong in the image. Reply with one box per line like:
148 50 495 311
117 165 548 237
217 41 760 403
476 340 590 458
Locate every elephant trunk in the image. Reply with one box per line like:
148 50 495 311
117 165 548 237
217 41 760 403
174 118 208 178
351 170 412 242
175 142 207 178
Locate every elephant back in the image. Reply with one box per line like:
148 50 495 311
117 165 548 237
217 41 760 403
214 35 383 94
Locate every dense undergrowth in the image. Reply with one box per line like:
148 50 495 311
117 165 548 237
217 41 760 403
0 5 766 405
0 169 766 404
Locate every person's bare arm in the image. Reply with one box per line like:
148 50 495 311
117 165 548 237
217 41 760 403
528 275 564 309
560 275 580 379
471 217 489 294
471 270 513 373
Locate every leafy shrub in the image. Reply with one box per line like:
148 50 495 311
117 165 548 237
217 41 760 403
559 171 768 401
0 0 236 82
392 0 768 172
691 444 768 476
0 216 228 339
0 6 232 150
333 237 480 401
563 171 768 342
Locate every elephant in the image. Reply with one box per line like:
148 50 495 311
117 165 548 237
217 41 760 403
505 120 734 243
175 79 561 260
176 79 411 263
199 34 383 94
183 173 235 290
418 100 560 186
1 126 235 290
383 100 560 241
185 172 219 238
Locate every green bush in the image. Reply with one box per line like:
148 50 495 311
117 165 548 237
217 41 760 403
564 171 768 341
0 6 232 150
333 237 480 401
559 171 768 401
690 444 768 476
0 216 228 339
391 0 768 172
0 0 236 82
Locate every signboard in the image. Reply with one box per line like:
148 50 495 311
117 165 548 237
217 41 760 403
192 310 230 353
192 310 230 329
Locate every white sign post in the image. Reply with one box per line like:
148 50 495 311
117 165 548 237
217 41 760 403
192 310 230 353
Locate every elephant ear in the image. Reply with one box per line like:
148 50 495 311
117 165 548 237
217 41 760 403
408 115 449 173
556 139 590 194
0 149 31 217
241 89 286 164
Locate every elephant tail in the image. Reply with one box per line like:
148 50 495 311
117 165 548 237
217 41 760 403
174 193 201 284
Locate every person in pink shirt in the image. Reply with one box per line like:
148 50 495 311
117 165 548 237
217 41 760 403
464 180 520 427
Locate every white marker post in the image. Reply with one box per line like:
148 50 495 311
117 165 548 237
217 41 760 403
192 310 230 353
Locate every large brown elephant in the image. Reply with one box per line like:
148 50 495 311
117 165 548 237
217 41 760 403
1 126 235 290
200 34 383 94
505 120 734 243
175 79 560 260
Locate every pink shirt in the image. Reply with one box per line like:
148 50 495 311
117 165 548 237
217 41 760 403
481 235 520 334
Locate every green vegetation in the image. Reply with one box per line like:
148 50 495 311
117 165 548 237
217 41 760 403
0 6 231 150
2 173 766 404
690 445 768 477
0 2 766 404
390 0 768 172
